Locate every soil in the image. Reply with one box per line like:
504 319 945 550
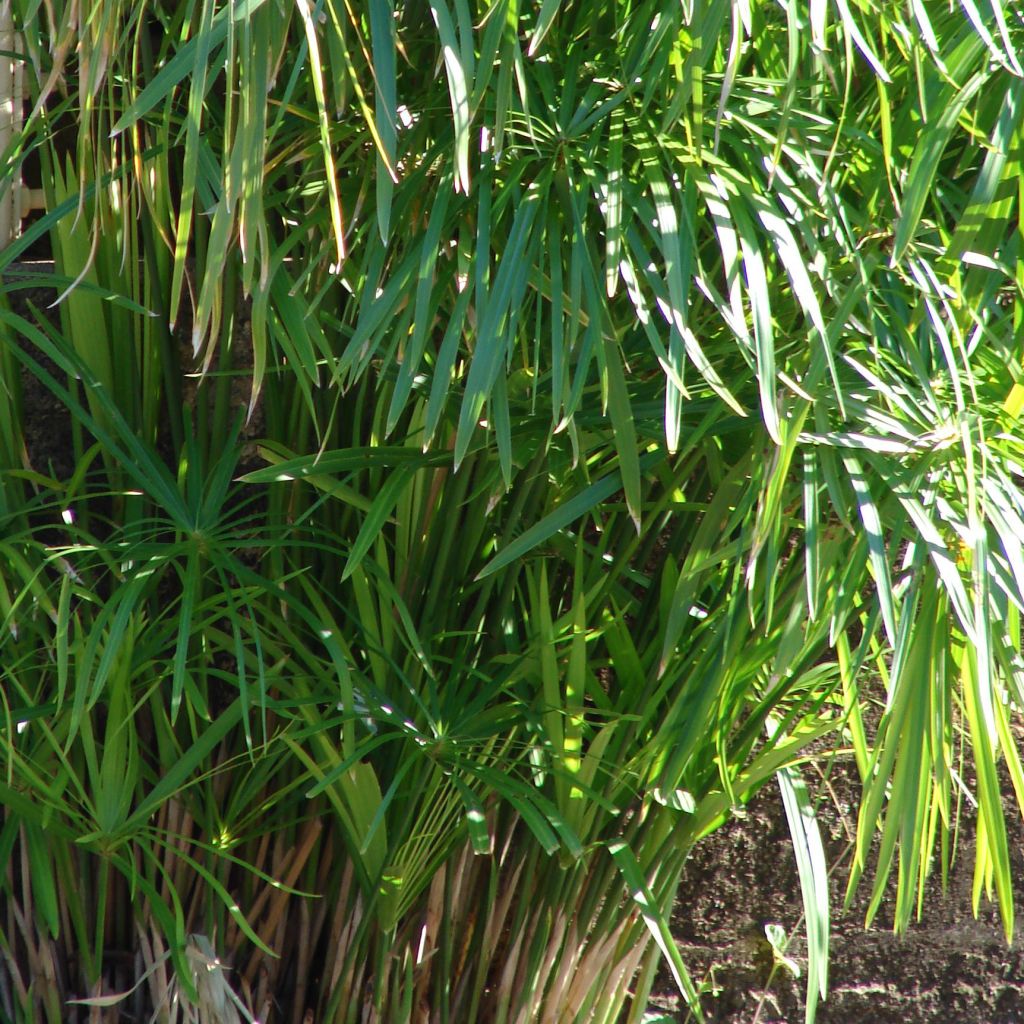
4 268 77 484
650 756 1024 1024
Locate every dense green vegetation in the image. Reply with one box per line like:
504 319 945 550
0 1 1022 1021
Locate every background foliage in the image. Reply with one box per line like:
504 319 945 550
1 1 1023 1021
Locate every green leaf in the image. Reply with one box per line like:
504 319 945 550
609 840 704 1021
891 68 988 263
342 466 416 581
777 765 829 1022
603 336 642 532
477 450 665 579
428 0 474 194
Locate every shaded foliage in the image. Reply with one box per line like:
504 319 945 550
0 2 1022 1022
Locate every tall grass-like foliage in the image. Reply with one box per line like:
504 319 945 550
1 2 1022 1021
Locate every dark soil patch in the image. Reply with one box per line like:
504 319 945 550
651 757 1024 1023
4 268 77 484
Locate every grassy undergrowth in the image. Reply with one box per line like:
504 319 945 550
1 2 1023 1022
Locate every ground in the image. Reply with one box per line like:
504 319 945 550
650 757 1024 1024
